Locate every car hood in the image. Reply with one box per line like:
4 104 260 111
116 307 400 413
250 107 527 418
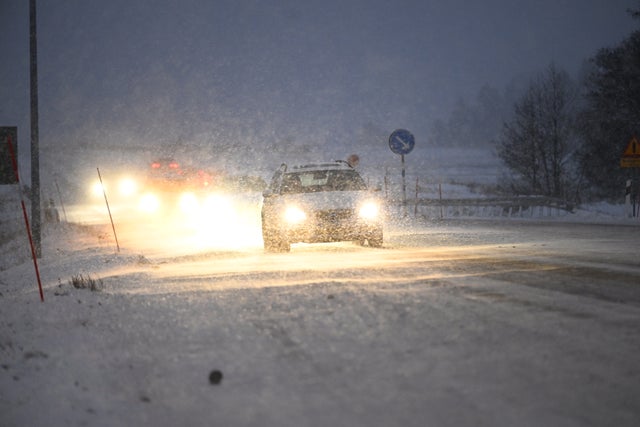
281 190 378 210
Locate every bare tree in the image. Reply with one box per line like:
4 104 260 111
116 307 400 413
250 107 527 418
497 64 578 199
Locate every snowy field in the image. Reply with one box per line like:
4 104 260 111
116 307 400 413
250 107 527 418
1 181 640 426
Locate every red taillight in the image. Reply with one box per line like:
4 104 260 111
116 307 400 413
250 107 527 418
151 162 161 169
169 162 179 169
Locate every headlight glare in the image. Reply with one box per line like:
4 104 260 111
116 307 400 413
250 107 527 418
204 194 232 211
91 181 105 198
118 178 137 197
284 206 307 224
139 193 160 213
179 193 199 213
359 201 380 220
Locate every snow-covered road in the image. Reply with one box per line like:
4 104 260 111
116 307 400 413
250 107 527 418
2 218 640 426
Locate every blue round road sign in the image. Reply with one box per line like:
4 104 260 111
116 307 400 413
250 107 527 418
389 129 415 155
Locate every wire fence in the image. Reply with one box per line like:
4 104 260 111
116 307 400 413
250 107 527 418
383 176 574 219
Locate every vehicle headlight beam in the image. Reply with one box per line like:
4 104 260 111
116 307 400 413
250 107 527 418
179 193 200 214
358 201 380 220
118 178 138 197
139 193 160 213
284 205 307 224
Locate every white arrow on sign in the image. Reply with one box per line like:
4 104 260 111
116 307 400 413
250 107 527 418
395 135 412 151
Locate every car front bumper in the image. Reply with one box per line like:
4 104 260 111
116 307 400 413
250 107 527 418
283 210 382 243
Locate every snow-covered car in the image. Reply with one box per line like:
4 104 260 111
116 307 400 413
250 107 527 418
261 161 384 252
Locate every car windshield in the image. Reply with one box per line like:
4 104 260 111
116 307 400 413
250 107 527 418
281 170 367 194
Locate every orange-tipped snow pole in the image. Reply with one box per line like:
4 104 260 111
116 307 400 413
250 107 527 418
6 134 44 302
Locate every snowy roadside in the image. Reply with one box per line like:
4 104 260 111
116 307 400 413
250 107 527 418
2 189 640 426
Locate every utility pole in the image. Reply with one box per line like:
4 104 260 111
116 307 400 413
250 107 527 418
30 0 41 257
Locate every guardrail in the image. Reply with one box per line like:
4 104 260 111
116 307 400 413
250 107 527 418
382 177 574 219
404 196 574 219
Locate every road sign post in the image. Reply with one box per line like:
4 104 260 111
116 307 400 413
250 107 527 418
0 127 18 184
388 129 415 217
621 136 640 217
625 179 633 218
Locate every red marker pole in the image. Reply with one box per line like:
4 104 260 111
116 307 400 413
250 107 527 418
6 135 44 302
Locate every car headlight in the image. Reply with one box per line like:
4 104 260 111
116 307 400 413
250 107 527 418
358 201 380 220
284 205 307 224
90 181 105 198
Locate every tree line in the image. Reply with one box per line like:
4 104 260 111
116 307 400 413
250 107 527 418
432 6 640 203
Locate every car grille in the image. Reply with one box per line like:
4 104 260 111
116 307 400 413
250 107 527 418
315 209 354 224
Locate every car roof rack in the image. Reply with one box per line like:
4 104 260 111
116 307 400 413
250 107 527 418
291 161 352 171
334 159 353 168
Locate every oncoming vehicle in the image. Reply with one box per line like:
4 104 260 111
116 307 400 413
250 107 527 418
91 157 238 225
138 158 219 215
261 161 384 252
146 158 189 190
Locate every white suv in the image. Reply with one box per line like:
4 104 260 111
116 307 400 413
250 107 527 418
261 161 384 252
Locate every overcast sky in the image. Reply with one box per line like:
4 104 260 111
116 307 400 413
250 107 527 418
1 0 638 173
